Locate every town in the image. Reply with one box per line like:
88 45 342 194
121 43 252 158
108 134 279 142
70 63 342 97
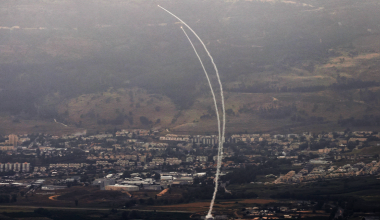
0 129 379 219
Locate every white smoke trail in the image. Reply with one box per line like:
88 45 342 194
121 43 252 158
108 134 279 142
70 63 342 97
181 27 223 219
180 26 221 184
158 6 226 219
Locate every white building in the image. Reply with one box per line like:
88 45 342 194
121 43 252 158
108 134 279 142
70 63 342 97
22 162 30 172
13 163 21 172
196 156 208 162
105 184 139 192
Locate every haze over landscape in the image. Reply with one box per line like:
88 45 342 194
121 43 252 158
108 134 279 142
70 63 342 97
0 0 379 135
1 0 380 220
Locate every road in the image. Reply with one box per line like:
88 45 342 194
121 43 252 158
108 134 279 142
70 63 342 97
0 205 192 213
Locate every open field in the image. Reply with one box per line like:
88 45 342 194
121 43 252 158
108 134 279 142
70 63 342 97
14 186 130 208
0 206 193 220
143 198 278 212
228 176 380 206
2 177 380 217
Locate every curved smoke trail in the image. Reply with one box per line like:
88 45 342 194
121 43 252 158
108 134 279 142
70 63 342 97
158 6 226 219
180 27 221 166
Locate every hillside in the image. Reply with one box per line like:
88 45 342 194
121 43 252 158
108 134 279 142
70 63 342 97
0 0 380 135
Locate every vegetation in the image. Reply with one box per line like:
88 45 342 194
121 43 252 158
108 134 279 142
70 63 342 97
1 0 380 134
0 208 193 220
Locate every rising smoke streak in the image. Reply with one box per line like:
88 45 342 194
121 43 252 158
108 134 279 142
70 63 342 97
180 27 221 164
180 27 221 219
158 6 226 219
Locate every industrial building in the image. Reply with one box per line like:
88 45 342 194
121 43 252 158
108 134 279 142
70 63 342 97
92 178 116 190
105 184 139 192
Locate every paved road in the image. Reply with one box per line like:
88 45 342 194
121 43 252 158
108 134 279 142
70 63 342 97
0 205 192 213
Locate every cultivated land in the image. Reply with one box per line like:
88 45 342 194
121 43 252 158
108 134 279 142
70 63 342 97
145 199 278 212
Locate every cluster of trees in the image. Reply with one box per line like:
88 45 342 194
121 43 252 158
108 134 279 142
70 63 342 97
359 89 380 103
0 194 17 203
338 115 380 127
171 111 182 124
269 177 380 213
227 84 328 94
95 112 137 126
97 114 126 126
331 77 379 91
291 115 325 123
227 79 380 95
120 209 190 220
139 116 152 126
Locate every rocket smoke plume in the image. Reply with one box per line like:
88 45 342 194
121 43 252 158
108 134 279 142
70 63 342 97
158 5 226 219
180 26 221 159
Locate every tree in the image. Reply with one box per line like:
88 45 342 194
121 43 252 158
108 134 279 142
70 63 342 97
11 194 17 202
139 116 151 125
34 208 52 217
129 210 141 219
122 171 131 178
153 172 160 180
147 198 154 205
122 211 129 220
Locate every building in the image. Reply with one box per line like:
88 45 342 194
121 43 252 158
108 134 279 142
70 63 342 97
161 175 173 181
186 156 194 162
309 159 331 165
4 163 12 172
165 158 182 165
66 176 81 182
105 184 139 192
172 177 193 185
213 155 225 162
22 162 30 172
151 157 165 165
0 146 14 151
13 162 21 172
8 134 18 147
42 185 67 190
139 156 146 163
196 156 208 162
34 166 47 172
92 178 116 190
